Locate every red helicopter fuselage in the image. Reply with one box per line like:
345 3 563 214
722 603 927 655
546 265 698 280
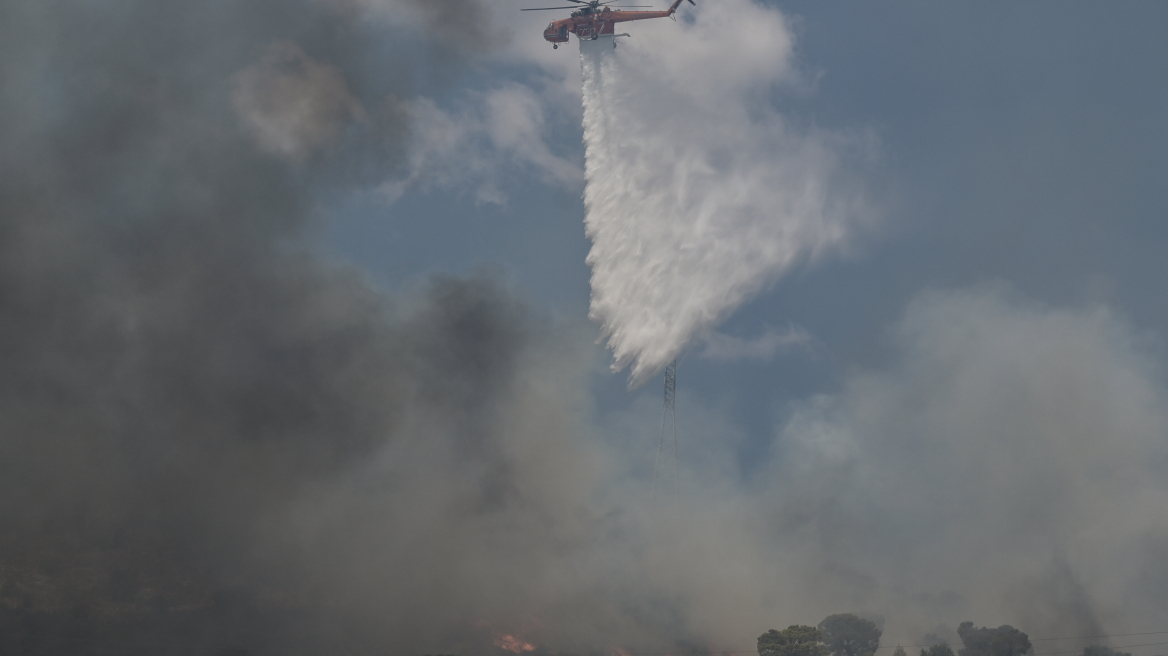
542 0 686 45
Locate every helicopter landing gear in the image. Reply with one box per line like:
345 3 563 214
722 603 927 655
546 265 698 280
553 44 558 49
591 34 598 40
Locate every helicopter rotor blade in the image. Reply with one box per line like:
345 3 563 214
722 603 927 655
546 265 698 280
520 5 581 9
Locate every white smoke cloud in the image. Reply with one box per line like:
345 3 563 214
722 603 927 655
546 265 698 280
579 0 876 387
299 285 1168 649
750 286 1168 639
574 286 1168 646
381 84 582 204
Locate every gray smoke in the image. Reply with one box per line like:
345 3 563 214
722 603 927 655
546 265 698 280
0 1 562 654
5 2 1168 655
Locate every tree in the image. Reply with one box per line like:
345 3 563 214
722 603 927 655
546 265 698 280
818 614 882 656
957 622 1031 656
759 626 830 656
894 647 908 656
922 644 956 656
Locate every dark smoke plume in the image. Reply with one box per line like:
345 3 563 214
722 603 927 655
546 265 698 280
0 1 553 654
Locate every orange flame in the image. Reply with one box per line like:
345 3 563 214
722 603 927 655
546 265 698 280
494 634 537 653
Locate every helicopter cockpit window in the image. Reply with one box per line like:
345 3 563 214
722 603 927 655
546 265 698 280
547 22 555 30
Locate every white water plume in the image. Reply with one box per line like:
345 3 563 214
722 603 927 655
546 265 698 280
579 0 874 387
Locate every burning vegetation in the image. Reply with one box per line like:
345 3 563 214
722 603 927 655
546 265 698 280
428 614 1139 656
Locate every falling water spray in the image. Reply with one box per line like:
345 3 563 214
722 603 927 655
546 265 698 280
577 7 870 387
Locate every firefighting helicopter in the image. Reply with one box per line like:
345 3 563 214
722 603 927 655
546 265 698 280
522 0 694 49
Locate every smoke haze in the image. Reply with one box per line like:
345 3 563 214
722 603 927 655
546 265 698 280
578 0 874 387
3 0 1168 655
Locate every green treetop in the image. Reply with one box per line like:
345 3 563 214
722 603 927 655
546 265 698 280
818 614 882 656
759 626 830 656
922 644 956 656
956 622 1031 656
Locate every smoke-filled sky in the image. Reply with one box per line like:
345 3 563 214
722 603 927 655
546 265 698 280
3 1 1168 655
